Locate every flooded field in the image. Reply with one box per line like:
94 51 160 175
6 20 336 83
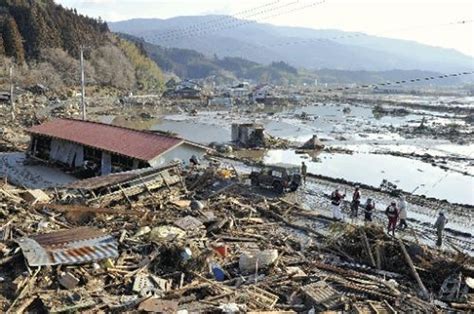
264 149 474 205
110 99 474 205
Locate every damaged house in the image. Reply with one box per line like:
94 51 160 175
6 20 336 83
231 123 267 148
163 80 203 99
26 118 208 176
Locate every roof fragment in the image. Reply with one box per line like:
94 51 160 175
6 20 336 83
16 227 118 266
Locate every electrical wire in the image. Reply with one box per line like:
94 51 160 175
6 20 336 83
149 1 302 42
316 70 474 93
153 0 282 39
269 19 474 47
147 0 328 43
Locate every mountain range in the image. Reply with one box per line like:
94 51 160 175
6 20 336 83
120 33 468 86
110 15 474 73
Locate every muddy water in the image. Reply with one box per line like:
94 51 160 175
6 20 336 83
104 101 473 205
263 149 474 205
152 103 461 145
151 120 230 143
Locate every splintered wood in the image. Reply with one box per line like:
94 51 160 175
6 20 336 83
0 171 472 312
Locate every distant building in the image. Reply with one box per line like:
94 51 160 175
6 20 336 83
27 118 208 176
208 96 233 107
229 82 250 99
163 79 203 99
252 84 271 103
231 123 266 147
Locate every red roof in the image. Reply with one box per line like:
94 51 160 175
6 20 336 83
27 118 184 161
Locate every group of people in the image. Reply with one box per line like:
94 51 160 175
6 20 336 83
330 186 448 246
330 186 382 224
299 162 448 247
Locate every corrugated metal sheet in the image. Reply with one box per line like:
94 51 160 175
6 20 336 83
16 227 118 266
27 118 184 162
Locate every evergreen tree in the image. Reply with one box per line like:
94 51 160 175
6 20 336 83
2 16 25 63
0 35 5 55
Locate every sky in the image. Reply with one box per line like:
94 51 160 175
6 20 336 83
56 0 474 57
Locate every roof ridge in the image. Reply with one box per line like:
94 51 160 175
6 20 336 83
57 117 183 141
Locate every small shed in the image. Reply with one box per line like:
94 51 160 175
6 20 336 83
27 118 208 176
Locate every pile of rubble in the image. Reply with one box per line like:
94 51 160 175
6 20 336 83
0 161 473 313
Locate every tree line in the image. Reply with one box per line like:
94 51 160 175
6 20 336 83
0 0 163 93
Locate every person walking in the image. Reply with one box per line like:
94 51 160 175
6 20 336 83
434 212 448 247
385 201 399 236
350 186 361 218
364 198 375 222
330 188 345 221
301 161 307 184
398 196 408 230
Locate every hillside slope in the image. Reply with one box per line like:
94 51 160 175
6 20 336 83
120 34 471 86
120 33 300 84
0 0 163 93
110 16 474 73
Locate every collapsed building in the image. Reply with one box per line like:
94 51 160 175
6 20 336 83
231 123 267 148
26 118 208 176
163 80 203 99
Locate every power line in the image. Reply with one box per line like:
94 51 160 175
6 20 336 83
152 0 302 42
316 71 474 93
147 0 327 43
269 19 474 47
150 0 299 41
141 15 472 63
154 0 282 39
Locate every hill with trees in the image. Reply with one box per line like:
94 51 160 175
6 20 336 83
119 34 472 87
0 0 163 93
120 33 300 84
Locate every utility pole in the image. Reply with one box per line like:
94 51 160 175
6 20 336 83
9 65 15 121
80 45 86 120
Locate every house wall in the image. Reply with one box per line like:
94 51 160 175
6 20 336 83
231 124 240 142
149 143 207 167
48 138 84 167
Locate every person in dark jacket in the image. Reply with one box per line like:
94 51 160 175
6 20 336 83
331 188 345 221
301 161 307 184
434 212 448 247
350 186 361 218
385 201 399 236
364 198 375 222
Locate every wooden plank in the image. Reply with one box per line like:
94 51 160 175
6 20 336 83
361 230 377 268
398 239 429 300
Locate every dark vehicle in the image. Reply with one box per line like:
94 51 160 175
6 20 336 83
249 163 302 193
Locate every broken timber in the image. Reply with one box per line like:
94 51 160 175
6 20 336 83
398 238 430 300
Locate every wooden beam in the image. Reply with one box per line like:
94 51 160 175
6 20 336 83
398 239 429 300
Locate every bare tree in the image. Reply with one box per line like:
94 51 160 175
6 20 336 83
90 45 135 89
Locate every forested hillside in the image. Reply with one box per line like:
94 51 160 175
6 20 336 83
121 33 300 84
0 0 163 93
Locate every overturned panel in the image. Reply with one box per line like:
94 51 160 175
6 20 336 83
16 227 118 267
